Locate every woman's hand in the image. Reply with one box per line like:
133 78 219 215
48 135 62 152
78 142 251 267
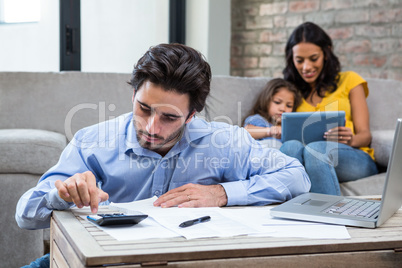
324 83 373 148
324 126 353 145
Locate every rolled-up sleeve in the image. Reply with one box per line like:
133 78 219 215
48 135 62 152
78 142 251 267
15 131 89 230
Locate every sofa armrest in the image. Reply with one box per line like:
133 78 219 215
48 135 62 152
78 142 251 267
371 130 394 167
0 129 66 175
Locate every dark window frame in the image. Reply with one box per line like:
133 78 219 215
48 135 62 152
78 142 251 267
60 0 81 71
59 0 185 71
169 0 186 44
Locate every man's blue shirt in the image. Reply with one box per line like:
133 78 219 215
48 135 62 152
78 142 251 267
16 112 310 229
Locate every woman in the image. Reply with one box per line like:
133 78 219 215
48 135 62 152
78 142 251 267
280 22 378 195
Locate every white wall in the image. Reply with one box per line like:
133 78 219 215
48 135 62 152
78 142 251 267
186 0 209 58
0 0 231 75
0 0 59 71
207 0 231 76
81 0 169 73
186 0 231 75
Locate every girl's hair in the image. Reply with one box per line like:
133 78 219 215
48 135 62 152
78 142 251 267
282 22 341 99
245 78 302 124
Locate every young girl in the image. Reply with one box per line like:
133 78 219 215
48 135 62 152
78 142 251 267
243 78 301 145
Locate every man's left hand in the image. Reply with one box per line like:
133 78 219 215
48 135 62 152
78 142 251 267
153 183 228 208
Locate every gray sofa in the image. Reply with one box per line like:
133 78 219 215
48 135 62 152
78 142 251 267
1 72 400 267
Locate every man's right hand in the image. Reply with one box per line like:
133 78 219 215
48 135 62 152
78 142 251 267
54 171 109 214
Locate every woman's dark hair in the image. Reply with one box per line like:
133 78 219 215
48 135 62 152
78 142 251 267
129 43 212 113
244 78 302 125
283 22 341 99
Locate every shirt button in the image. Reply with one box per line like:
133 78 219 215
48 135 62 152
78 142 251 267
154 190 160 196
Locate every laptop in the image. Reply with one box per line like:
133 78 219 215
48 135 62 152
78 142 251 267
281 111 346 144
271 118 402 228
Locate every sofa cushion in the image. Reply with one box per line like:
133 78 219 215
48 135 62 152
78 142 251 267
0 174 45 267
371 130 394 167
0 129 66 175
202 76 270 125
340 172 386 196
0 72 133 140
367 78 402 131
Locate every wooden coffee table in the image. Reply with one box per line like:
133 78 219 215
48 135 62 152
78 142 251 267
50 204 402 267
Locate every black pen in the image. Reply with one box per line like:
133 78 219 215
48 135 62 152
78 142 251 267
179 216 211 228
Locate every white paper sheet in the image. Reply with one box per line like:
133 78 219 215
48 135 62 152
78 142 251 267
109 197 264 239
262 207 350 239
86 216 181 241
92 197 351 241
146 207 264 239
253 224 351 239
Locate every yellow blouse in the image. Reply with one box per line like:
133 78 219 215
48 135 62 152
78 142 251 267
296 71 374 159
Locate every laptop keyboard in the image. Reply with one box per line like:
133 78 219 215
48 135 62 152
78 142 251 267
323 199 380 218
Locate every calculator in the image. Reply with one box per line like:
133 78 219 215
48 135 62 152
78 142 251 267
87 212 148 226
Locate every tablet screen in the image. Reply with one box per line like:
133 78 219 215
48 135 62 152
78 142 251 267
281 111 346 144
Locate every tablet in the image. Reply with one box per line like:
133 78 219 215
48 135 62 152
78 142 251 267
281 111 346 144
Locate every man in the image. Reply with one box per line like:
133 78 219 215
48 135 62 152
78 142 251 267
16 43 310 231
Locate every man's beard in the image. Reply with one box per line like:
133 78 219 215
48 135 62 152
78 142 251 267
134 120 185 153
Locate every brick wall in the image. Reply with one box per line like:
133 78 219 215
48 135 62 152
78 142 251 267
231 0 402 81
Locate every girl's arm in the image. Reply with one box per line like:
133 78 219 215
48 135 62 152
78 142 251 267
244 124 281 140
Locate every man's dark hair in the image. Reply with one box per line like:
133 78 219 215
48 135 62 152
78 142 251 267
129 43 212 113
283 22 341 99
